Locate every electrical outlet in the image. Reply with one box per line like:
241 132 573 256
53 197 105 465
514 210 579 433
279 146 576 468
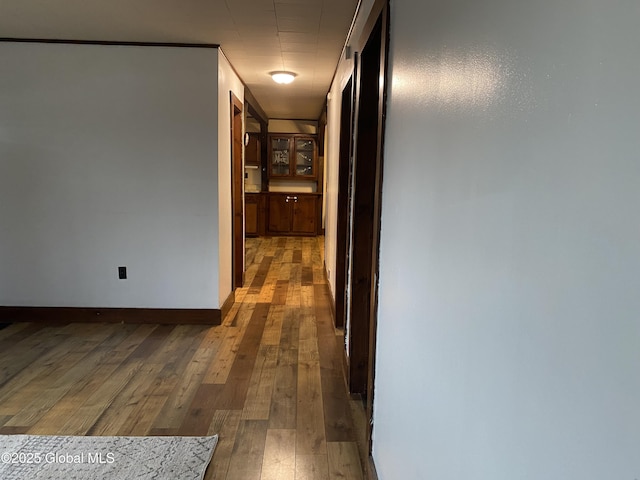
118 266 127 280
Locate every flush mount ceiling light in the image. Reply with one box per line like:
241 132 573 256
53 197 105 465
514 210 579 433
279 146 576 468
271 71 297 84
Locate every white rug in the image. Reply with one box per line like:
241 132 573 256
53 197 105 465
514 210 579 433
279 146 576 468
0 434 218 480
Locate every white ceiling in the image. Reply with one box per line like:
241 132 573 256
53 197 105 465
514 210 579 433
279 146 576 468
0 0 359 120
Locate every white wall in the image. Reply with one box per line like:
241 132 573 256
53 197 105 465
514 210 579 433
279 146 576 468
373 0 640 478
268 119 317 134
217 50 245 306
0 42 220 309
324 76 351 303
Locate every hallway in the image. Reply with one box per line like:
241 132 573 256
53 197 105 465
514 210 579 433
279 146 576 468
0 236 364 479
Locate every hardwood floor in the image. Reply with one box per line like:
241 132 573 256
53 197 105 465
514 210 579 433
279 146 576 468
0 236 364 480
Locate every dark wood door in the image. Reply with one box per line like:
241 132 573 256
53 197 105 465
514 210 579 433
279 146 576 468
346 3 390 475
335 76 354 329
231 93 244 289
291 196 317 234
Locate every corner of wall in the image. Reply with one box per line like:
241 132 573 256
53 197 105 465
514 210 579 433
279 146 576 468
217 50 245 307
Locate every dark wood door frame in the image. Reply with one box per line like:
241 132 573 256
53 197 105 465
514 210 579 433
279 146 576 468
347 5 386 396
345 1 390 477
335 75 355 329
244 89 269 194
365 3 389 469
245 100 269 194
230 92 244 289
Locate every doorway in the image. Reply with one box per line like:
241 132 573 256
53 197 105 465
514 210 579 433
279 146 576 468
243 104 268 239
231 93 244 289
347 8 387 398
335 75 355 329
343 0 389 473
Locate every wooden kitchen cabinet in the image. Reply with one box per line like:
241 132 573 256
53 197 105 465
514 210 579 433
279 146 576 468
293 137 316 177
245 193 265 237
244 133 261 166
267 193 318 236
268 134 317 179
291 195 316 233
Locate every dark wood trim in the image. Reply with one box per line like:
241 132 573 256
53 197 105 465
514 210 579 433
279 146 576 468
317 146 326 234
244 89 268 128
268 118 320 124
348 10 385 396
260 121 269 192
220 290 236 322
366 456 380 480
362 0 391 470
244 101 269 193
358 0 387 46
317 191 323 236
231 92 244 289
335 75 355 329
0 307 221 325
326 0 363 95
342 0 390 472
317 107 327 158
0 37 219 48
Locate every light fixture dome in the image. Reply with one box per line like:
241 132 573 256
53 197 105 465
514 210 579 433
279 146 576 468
271 71 297 84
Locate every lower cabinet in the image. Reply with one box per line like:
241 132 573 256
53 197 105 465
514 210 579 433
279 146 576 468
267 193 318 236
245 193 265 237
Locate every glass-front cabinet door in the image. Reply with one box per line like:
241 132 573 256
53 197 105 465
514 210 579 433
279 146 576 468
270 136 291 176
295 138 316 177
268 134 317 179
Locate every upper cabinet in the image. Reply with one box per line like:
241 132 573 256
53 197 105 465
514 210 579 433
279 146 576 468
245 132 261 166
269 135 291 176
269 134 317 179
294 138 315 177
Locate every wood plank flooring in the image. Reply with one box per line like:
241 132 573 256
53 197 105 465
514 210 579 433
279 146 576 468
0 236 364 480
